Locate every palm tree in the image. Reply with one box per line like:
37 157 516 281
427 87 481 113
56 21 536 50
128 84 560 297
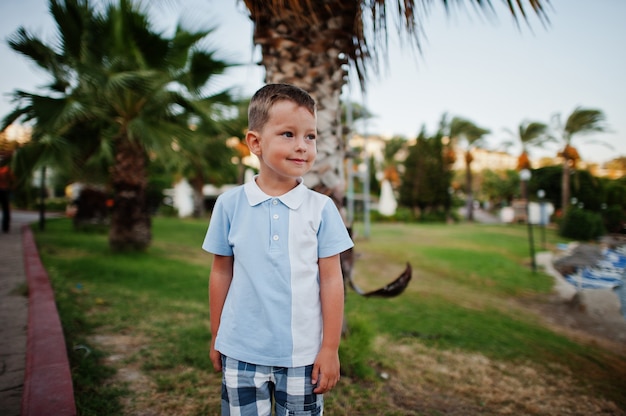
3 0 234 250
449 116 490 221
172 116 240 218
240 0 549 208
551 107 608 213
239 0 549 297
502 120 551 198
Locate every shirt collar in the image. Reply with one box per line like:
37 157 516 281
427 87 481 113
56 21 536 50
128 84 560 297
244 176 307 210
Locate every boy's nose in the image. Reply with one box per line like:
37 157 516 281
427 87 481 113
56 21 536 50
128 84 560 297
295 136 308 150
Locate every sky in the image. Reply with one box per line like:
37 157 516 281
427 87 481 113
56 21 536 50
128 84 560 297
1 0 625 164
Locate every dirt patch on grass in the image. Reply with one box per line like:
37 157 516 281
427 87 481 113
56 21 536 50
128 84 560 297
88 334 158 414
378 338 625 416
88 334 222 415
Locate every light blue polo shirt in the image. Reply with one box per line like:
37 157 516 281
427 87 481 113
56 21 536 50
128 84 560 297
202 178 354 367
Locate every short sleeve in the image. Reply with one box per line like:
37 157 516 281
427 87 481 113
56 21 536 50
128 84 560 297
202 195 233 256
317 201 354 258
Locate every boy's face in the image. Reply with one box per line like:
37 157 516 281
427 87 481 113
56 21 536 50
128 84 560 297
247 100 317 182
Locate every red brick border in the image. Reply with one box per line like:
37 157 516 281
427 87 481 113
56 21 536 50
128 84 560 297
21 225 76 416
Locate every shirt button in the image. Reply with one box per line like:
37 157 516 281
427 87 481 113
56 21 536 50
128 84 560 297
272 199 278 205
273 214 279 220
273 235 279 241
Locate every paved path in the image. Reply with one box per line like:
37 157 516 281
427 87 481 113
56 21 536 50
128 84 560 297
0 211 40 416
458 207 501 224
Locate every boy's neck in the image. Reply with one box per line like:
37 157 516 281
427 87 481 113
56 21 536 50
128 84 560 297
254 175 301 197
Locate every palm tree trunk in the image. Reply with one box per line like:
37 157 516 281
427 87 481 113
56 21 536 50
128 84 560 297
190 176 206 218
109 137 151 251
465 151 474 221
252 11 349 206
249 6 354 305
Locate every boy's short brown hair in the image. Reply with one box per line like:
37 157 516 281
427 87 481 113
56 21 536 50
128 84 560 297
248 84 316 131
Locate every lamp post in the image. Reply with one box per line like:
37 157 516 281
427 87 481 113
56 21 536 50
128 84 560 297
537 189 546 249
346 90 355 225
520 169 536 272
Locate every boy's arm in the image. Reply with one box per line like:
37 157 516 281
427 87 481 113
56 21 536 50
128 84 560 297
208 254 234 372
312 253 345 394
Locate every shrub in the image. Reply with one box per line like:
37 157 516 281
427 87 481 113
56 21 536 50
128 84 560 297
559 207 605 240
603 204 625 234
45 197 69 212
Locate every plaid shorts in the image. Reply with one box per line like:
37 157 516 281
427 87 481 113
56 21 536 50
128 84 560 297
221 355 323 416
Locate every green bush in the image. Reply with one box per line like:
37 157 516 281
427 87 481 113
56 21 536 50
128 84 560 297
559 207 606 240
45 197 69 212
370 206 415 223
602 204 625 234
392 206 418 222
370 206 459 223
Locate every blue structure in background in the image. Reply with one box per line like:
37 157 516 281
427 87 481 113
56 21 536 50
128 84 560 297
564 247 626 320
617 268 626 320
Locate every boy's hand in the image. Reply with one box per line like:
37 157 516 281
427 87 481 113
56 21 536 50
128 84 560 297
312 346 340 394
210 344 222 372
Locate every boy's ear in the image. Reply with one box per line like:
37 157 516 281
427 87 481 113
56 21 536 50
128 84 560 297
246 130 261 156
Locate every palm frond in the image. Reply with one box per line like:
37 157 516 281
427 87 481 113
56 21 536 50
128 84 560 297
183 50 232 93
243 0 550 84
7 28 70 89
49 0 92 59
449 116 490 144
1 104 34 131
564 107 608 136
503 0 551 26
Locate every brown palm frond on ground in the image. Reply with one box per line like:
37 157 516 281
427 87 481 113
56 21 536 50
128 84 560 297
348 262 412 298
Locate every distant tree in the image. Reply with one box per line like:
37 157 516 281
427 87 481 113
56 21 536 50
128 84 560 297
164 97 249 218
606 180 626 208
399 126 453 219
604 179 626 233
530 166 562 210
381 136 408 190
502 120 551 198
481 169 519 208
550 107 609 213
570 169 605 211
384 137 407 165
532 165 605 212
448 116 490 221
172 121 239 218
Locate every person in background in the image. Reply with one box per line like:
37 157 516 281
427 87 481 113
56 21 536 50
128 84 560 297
0 154 14 233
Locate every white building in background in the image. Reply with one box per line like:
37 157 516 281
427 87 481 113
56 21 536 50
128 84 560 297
348 134 387 164
450 148 519 172
171 178 193 217
348 134 521 173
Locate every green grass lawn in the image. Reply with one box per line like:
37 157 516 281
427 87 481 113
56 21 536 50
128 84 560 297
34 217 626 415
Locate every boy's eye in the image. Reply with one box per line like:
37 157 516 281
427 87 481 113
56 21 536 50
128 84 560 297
306 134 316 141
282 132 294 138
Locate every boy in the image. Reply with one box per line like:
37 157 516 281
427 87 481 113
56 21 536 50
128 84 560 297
202 83 354 415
